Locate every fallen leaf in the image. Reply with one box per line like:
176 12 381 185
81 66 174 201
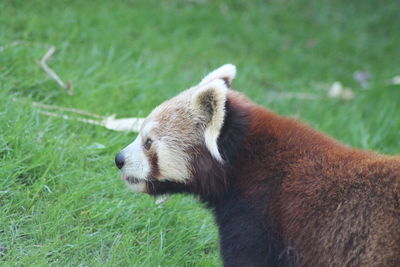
353 70 370 88
390 76 400 85
328 82 354 100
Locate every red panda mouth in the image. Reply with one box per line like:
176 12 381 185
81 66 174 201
121 174 142 184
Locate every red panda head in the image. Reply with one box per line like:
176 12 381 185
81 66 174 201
115 64 248 200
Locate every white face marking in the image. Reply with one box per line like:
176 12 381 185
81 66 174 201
120 135 151 181
142 120 158 137
157 141 190 182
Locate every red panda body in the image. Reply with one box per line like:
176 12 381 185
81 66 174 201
116 65 400 266
209 92 400 266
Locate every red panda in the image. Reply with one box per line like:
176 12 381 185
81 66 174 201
115 64 400 266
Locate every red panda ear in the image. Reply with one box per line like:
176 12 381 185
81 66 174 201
199 64 236 88
192 79 228 162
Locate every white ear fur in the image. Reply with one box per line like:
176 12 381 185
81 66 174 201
199 64 237 87
192 79 228 163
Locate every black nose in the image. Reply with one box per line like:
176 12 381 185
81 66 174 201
115 152 125 169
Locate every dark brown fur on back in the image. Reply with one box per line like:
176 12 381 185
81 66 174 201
148 91 400 266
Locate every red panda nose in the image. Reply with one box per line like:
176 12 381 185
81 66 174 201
115 152 125 169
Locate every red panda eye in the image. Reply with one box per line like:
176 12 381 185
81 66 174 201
144 138 153 150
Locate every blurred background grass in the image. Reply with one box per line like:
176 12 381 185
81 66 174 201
0 0 399 265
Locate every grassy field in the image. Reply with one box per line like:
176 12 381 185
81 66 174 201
1 0 399 265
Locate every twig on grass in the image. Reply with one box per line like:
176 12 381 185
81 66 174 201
0 40 51 52
33 102 143 132
38 110 144 132
32 101 105 119
14 98 145 132
269 91 319 100
0 40 24 52
38 110 104 126
103 115 144 132
38 46 73 95
268 82 355 101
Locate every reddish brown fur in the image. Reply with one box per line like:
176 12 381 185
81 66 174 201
224 91 400 266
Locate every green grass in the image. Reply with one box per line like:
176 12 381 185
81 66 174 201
1 0 399 265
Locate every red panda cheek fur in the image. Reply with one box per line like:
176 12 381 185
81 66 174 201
146 149 160 179
146 90 400 266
